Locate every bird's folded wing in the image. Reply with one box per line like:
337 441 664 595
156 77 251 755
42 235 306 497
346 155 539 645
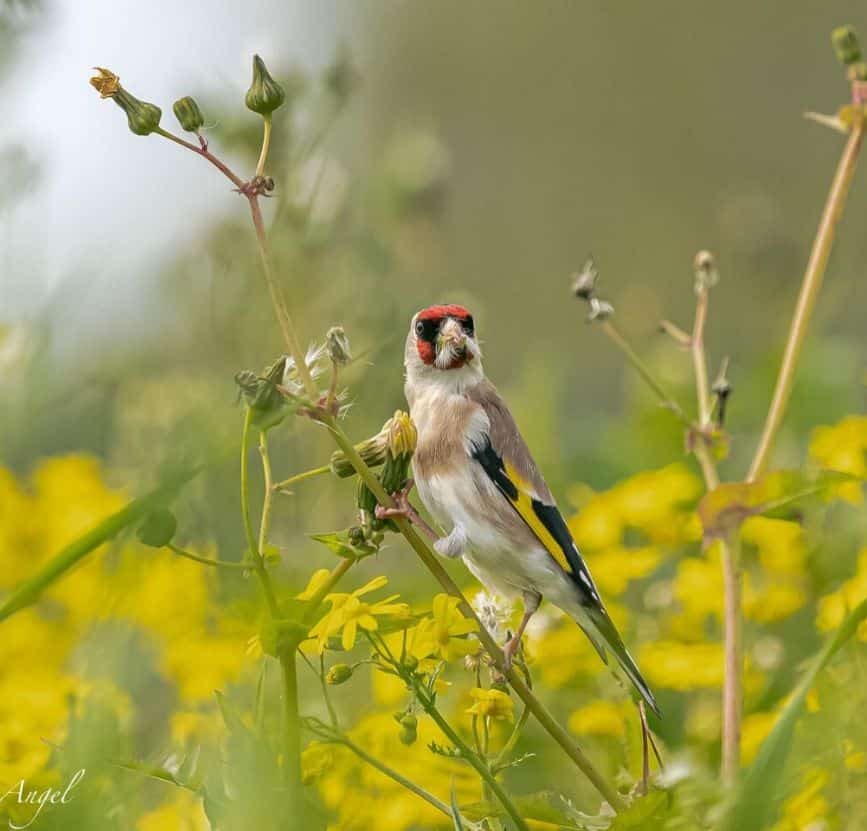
471 434 600 602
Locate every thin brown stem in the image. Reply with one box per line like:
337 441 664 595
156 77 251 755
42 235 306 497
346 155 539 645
154 127 245 189
691 286 712 426
721 534 742 785
747 122 864 482
599 321 692 428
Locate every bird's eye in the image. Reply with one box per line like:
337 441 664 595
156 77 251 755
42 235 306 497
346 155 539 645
415 320 426 337
461 316 475 336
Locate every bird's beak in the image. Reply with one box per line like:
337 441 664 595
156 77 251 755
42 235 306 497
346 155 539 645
436 317 467 357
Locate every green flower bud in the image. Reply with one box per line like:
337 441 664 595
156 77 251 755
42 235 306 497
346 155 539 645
832 25 862 66
326 326 352 367
329 424 389 477
399 725 417 746
400 714 417 729
402 654 419 672
325 663 353 685
90 67 162 136
137 508 177 548
172 96 204 133
245 54 285 116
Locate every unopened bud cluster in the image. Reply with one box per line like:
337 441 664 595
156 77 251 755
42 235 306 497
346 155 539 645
570 257 614 322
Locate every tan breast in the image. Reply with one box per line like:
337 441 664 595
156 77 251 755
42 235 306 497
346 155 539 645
411 392 481 479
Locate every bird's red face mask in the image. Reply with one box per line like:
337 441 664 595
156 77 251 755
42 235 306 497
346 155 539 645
413 305 476 370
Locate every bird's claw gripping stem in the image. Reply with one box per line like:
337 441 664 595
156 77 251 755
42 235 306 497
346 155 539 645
375 481 438 542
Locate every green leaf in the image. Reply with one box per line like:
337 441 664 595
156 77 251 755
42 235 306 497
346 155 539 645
310 529 378 560
462 790 600 828
722 597 867 831
136 508 177 547
698 469 856 542
609 790 670 829
0 466 199 624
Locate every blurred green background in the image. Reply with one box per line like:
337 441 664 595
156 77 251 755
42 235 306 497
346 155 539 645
2 2 867 828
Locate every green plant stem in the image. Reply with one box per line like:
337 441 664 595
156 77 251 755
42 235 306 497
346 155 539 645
322 413 625 811
0 467 199 623
599 321 692 428
154 127 245 189
258 430 275 554
166 543 250 570
409 677 529 831
747 121 865 482
255 113 272 178
248 194 319 400
273 464 332 493
492 704 531 772
280 649 302 792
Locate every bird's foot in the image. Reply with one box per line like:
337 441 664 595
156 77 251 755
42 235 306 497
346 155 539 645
374 482 438 542
375 481 417 521
502 633 521 674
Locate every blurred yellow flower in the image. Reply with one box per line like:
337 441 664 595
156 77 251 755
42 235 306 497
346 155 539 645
589 546 661 596
309 576 410 652
466 688 513 721
302 740 336 785
638 641 724 690
412 594 479 663
770 766 831 831
816 547 867 640
741 710 777 764
568 700 626 738
742 517 806 577
809 415 867 503
136 789 208 831
297 568 331 600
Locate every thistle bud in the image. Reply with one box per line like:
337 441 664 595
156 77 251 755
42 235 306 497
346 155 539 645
90 68 162 136
137 508 177 548
325 326 352 367
245 54 285 116
172 96 204 133
386 411 417 460
832 25 862 66
325 663 353 685
329 423 389 477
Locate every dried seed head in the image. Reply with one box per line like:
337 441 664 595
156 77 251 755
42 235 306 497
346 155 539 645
693 249 719 293
571 257 599 300
325 325 352 367
586 297 614 323
90 67 120 98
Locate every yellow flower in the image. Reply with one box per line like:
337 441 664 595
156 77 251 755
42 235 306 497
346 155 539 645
741 710 777 764
816 547 867 639
589 546 661 596
742 517 806 577
809 415 867 503
638 641 724 690
466 688 513 721
411 594 479 663
296 568 332 600
302 740 336 785
568 700 626 738
309 576 410 652
136 789 208 831
770 767 830 831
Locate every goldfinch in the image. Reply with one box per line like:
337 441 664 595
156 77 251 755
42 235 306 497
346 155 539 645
376 304 659 719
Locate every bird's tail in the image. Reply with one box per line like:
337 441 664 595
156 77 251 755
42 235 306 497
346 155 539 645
579 604 661 719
